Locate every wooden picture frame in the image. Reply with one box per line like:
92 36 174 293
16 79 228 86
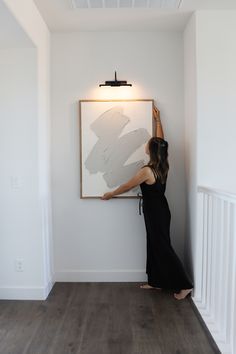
79 99 154 198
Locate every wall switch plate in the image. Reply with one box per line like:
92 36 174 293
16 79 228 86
15 259 24 272
10 176 22 190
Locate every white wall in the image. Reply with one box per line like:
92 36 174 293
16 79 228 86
184 9 236 284
51 31 187 281
0 0 53 299
183 13 197 288
184 10 236 354
0 48 41 287
197 11 236 194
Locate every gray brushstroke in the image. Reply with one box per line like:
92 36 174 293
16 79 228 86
85 107 130 174
90 106 130 138
103 160 145 188
85 106 151 188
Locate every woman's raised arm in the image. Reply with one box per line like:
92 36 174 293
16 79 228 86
153 105 164 139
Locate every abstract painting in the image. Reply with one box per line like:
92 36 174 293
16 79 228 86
79 99 154 198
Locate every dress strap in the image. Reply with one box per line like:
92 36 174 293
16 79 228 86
142 164 161 182
149 166 159 181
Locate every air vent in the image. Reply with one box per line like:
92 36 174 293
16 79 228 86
71 0 182 9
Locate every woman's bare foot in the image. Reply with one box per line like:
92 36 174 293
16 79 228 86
140 284 162 290
174 288 193 300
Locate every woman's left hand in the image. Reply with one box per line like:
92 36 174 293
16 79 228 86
153 105 160 120
101 192 114 200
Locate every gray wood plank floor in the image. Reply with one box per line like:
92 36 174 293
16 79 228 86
0 283 220 354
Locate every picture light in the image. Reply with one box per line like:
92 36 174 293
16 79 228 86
99 71 132 87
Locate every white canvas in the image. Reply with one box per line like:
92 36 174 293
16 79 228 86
79 99 153 198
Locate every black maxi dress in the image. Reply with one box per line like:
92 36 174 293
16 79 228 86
139 165 193 292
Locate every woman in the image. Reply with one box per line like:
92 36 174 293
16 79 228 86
101 105 193 300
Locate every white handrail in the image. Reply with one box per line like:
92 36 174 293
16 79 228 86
197 186 236 202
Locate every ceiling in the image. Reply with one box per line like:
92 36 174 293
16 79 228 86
33 0 236 31
0 0 34 49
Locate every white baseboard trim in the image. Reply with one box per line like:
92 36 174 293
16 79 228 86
54 269 147 282
0 280 55 300
192 297 227 353
44 279 55 299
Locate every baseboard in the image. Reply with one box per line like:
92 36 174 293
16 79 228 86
43 279 55 299
0 280 55 300
189 297 222 354
54 269 147 282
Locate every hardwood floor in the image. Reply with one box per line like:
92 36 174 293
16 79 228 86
0 283 220 354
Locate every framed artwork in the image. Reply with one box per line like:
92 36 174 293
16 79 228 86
79 99 154 198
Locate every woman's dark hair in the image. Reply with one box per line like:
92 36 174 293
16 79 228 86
147 137 169 184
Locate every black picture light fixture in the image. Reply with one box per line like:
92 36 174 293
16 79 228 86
99 71 132 87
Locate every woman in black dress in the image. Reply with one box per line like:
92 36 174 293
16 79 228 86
101 105 193 300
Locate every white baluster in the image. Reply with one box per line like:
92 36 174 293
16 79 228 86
202 193 208 308
193 192 204 302
209 196 218 326
231 204 236 353
214 198 224 336
206 194 213 315
218 200 228 342
225 203 234 347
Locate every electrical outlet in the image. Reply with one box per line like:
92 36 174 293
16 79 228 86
15 259 24 272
